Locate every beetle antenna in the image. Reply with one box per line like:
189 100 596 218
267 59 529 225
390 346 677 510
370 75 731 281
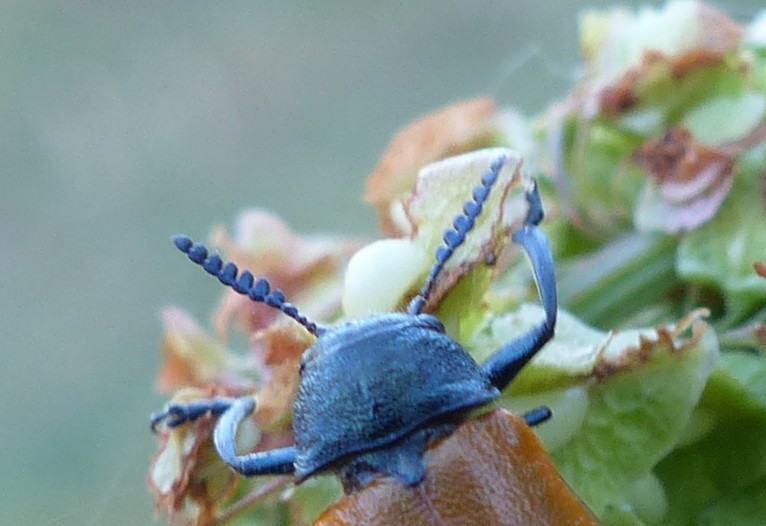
172 234 325 337
408 154 507 315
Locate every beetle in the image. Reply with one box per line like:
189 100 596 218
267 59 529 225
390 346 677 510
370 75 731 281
151 153 592 523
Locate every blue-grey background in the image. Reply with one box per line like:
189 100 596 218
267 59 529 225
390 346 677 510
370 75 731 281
1 2 759 525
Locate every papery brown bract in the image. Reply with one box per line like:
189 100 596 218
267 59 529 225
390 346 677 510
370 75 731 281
314 409 599 526
148 387 240 526
597 46 739 116
149 323 324 525
250 322 314 428
365 98 499 236
156 309 233 393
211 210 364 338
584 3 741 116
633 127 734 233
633 123 766 233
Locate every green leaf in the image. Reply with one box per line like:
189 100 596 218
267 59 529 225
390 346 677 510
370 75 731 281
551 318 717 517
682 92 766 145
655 417 766 526
557 232 678 329
622 472 669 525
654 351 766 526
601 504 646 526
562 118 644 236
698 478 766 526
470 306 605 393
677 166 766 325
703 351 766 417
290 475 343 525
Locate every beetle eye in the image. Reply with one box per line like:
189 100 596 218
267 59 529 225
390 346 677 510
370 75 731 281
417 314 445 332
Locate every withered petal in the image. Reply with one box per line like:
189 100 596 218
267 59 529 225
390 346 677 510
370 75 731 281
157 308 229 392
633 126 736 233
365 98 499 236
588 3 741 115
209 209 363 338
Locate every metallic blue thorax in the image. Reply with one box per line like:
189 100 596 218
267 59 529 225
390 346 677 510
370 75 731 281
293 312 499 482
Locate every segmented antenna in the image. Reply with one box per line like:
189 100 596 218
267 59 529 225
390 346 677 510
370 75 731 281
172 235 324 336
407 154 507 315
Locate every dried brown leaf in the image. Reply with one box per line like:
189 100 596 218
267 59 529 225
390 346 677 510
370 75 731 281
633 124 766 232
210 210 363 338
149 387 239 526
365 98 499 235
156 308 232 393
593 4 741 115
250 322 313 427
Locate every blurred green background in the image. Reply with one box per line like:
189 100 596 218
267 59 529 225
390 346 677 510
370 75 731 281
1 1 760 525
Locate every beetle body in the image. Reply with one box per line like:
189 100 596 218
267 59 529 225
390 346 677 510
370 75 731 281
294 312 499 488
151 151 572 523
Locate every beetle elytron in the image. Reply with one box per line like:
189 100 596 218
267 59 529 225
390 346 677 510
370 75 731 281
151 153 557 494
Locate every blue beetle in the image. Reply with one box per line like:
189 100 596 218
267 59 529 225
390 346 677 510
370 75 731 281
151 154 557 494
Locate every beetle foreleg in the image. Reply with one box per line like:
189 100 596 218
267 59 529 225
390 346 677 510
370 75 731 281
214 397 297 476
482 182 557 391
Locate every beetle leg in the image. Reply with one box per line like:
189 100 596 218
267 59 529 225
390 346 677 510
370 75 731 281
522 405 552 427
150 396 236 433
482 181 557 391
151 397 296 475
213 397 297 476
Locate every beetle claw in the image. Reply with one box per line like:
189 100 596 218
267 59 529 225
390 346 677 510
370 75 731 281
149 397 236 433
